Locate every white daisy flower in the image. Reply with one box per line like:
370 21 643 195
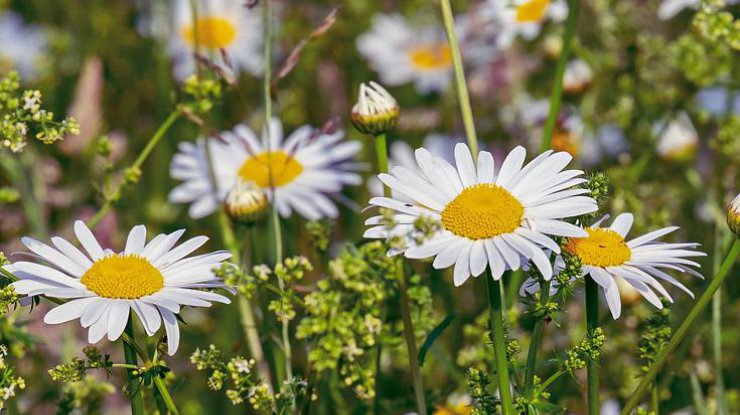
654 111 698 161
364 143 597 286
169 0 263 80
485 0 568 49
357 14 452 94
5 221 232 355
560 213 705 319
0 11 47 80
368 133 460 197
169 118 362 220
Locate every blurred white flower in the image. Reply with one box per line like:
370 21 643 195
562 59 593 94
654 111 698 161
0 11 47 80
484 0 568 49
169 118 362 220
169 0 263 80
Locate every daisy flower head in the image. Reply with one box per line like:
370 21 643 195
5 221 232 355
486 0 568 49
169 118 362 220
169 0 263 80
561 213 705 319
364 143 597 286
728 193 740 235
351 81 400 136
0 11 47 80
357 14 451 94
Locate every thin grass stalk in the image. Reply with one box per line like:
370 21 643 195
621 238 740 415
540 0 581 152
585 276 600 415
122 316 145 415
486 275 515 415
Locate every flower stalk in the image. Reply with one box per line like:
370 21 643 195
585 275 600 415
123 316 145 415
486 275 515 415
540 0 581 152
621 238 740 415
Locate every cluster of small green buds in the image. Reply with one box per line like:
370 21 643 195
215 263 257 298
638 305 672 373
48 347 112 382
225 179 269 225
693 1 740 50
0 187 19 204
464 368 499 415
0 251 8 266
179 75 222 118
305 220 332 252
727 193 740 236
586 172 609 204
191 345 276 411
554 253 582 298
55 377 115 415
564 327 606 373
0 71 79 152
0 286 18 314
351 81 399 136
0 345 26 411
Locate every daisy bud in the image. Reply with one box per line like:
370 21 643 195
351 82 399 136
728 193 740 235
225 180 269 225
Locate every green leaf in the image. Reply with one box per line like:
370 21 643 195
418 312 456 367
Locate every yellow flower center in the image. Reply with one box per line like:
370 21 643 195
563 228 632 267
238 151 303 188
433 404 473 415
80 254 164 299
441 184 524 240
182 17 237 49
515 0 551 23
409 43 453 71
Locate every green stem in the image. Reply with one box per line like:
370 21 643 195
88 110 180 228
651 384 659 415
534 369 566 397
689 364 708 415
712 229 728 415
397 262 427 415
374 133 390 197
261 0 291 383
540 0 581 152
439 0 477 155
486 275 514 415
621 238 740 415
153 376 181 415
524 279 551 398
123 317 145 415
585 276 600 415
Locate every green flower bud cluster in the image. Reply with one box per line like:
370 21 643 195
564 328 606 373
713 115 740 163
55 377 115 415
266 256 312 324
0 187 19 204
0 344 25 411
190 344 284 412
179 75 223 116
305 220 332 252
0 286 18 315
48 347 112 383
215 263 257 298
296 242 393 399
586 172 610 205
671 34 733 87
693 2 740 50
638 305 671 373
410 215 443 246
0 71 79 152
464 368 499 415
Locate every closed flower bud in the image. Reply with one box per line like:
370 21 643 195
225 180 269 225
728 193 740 235
351 81 399 136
